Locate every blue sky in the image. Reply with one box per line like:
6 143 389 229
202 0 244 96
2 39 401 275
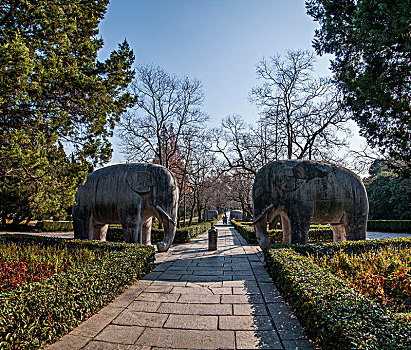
98 0 361 163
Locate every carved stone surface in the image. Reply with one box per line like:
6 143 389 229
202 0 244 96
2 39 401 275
207 210 218 221
230 210 243 220
208 226 218 250
252 160 369 248
73 163 179 252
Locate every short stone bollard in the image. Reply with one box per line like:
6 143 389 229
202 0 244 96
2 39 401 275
208 225 218 251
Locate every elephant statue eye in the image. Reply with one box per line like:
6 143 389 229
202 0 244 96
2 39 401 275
276 167 305 192
126 171 153 194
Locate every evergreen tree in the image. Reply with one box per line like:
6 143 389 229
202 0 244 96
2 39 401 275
0 0 135 223
306 0 411 174
365 160 411 220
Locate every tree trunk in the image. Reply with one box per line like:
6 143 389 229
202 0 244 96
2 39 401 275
197 205 202 222
176 210 180 228
183 194 186 227
188 198 196 226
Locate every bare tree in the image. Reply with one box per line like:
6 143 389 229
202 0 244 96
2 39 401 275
184 138 217 224
117 65 208 168
223 172 254 220
250 49 351 161
174 130 213 226
346 142 384 176
211 114 279 176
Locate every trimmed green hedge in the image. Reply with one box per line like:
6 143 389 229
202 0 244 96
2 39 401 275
231 220 258 244
172 222 212 243
367 220 411 233
34 220 73 232
294 236 411 259
265 239 411 349
231 220 333 244
0 235 155 349
107 221 213 244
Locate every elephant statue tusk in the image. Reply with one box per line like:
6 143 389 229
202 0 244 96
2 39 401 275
155 204 175 225
253 203 275 225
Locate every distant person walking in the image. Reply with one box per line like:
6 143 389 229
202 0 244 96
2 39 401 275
222 214 227 225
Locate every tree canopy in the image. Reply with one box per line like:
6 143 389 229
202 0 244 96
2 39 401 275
306 0 411 174
0 0 135 223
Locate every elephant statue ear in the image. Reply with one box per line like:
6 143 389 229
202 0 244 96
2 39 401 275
126 171 153 194
276 166 307 192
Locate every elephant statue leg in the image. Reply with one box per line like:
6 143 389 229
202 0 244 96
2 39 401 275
331 224 346 241
73 208 87 239
92 224 108 241
87 213 97 240
73 204 94 240
141 216 153 245
121 216 143 244
119 204 143 244
280 213 291 244
288 201 313 244
343 213 367 241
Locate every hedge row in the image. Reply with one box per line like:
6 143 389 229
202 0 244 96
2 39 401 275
0 235 155 349
265 248 411 349
107 221 213 244
265 239 411 349
10 219 411 235
230 220 258 244
34 220 73 232
367 220 411 233
266 229 333 243
153 221 212 243
0 221 73 233
294 236 411 259
231 220 333 245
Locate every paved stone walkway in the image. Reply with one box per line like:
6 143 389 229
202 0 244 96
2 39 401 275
48 224 315 350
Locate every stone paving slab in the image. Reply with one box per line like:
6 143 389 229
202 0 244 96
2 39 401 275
157 302 233 315
94 325 144 344
68 306 124 338
236 330 282 350
47 335 91 350
233 303 269 316
219 315 274 331
113 311 168 328
164 314 218 330
47 223 315 349
136 328 235 349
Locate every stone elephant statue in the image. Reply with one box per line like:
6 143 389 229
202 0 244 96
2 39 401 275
252 160 368 248
73 163 179 252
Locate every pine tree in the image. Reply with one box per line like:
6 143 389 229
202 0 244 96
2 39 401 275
0 0 135 223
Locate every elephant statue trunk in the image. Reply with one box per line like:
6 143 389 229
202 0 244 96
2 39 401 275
155 204 177 252
253 203 276 249
157 219 176 252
